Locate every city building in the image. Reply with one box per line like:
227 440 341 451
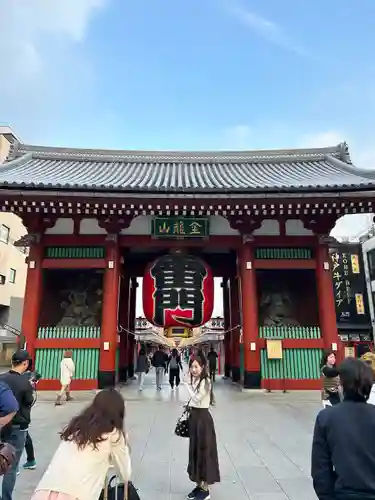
1 137 374 390
0 127 28 361
359 226 375 343
134 316 174 346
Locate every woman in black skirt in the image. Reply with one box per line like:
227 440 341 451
184 354 220 500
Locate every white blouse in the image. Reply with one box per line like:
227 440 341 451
368 384 375 405
60 358 75 385
34 430 131 500
186 377 211 408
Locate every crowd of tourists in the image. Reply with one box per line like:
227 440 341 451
0 346 219 500
135 345 218 392
7 341 375 499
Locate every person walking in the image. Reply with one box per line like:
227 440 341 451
320 350 341 407
21 362 41 471
167 348 183 389
55 350 75 406
184 354 220 500
207 347 218 383
31 388 131 500
151 345 168 391
0 349 34 500
311 357 375 500
136 345 148 391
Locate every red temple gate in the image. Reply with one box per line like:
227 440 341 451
0 137 374 390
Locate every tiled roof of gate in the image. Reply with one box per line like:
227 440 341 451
1 141 375 193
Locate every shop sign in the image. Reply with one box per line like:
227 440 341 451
329 245 371 326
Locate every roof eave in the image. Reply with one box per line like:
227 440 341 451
1 185 375 200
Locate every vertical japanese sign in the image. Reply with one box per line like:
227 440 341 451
329 245 371 326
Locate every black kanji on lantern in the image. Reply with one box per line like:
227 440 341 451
150 254 207 326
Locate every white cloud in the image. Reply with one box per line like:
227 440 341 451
0 0 106 77
300 131 346 149
225 2 310 58
299 130 375 240
355 148 375 171
331 214 373 241
300 130 375 171
224 125 252 149
0 0 108 138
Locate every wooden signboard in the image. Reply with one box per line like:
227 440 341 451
151 217 209 238
344 346 355 358
266 339 283 359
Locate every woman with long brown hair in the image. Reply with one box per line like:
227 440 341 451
184 354 220 500
320 350 341 407
30 389 131 500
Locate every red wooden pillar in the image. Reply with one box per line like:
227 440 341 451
230 276 241 382
316 242 340 354
222 278 231 378
239 240 261 388
99 239 120 389
21 243 44 364
127 277 138 378
118 274 130 382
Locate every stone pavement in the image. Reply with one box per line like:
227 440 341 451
14 372 321 500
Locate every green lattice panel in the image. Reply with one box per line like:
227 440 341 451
38 326 100 339
45 247 105 259
255 248 313 260
261 348 322 379
259 326 321 339
35 348 99 379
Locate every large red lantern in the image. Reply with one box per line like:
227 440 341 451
143 253 214 328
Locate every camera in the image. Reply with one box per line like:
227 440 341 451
30 371 42 383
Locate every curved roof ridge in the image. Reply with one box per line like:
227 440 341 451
9 142 346 165
326 154 375 179
0 152 33 172
14 142 343 158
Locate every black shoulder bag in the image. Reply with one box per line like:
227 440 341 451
174 379 203 438
100 474 141 500
174 401 191 438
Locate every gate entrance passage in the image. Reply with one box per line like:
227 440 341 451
1 140 375 390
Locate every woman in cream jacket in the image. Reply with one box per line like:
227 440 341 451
31 389 131 500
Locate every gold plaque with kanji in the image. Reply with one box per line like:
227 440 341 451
266 339 283 359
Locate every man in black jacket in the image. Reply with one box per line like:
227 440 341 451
152 345 168 390
311 357 375 500
207 347 218 382
0 349 34 500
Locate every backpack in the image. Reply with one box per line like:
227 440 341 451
170 356 178 369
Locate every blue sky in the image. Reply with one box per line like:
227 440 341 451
1 0 375 159
1 0 375 314
1 0 375 241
